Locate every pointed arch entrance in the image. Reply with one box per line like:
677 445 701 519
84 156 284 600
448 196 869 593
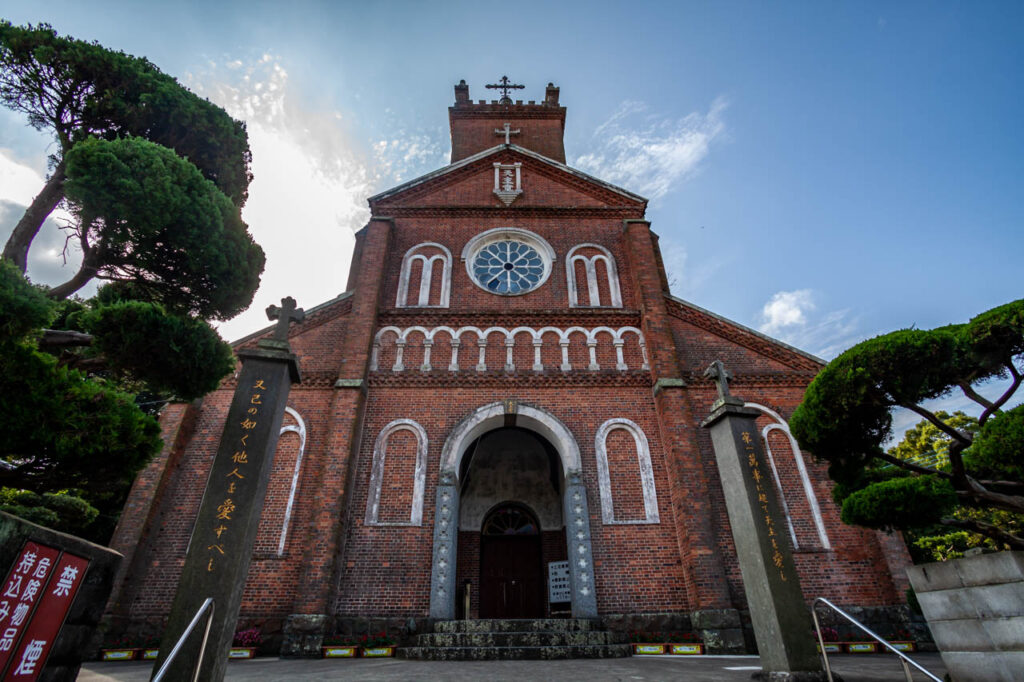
429 401 598 619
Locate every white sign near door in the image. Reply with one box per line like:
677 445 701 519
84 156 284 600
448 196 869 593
548 560 571 603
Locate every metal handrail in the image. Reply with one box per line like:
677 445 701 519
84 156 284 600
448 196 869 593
812 597 940 682
152 598 215 682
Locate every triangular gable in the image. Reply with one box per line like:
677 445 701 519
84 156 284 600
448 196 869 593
232 291 353 348
665 294 824 373
368 144 647 210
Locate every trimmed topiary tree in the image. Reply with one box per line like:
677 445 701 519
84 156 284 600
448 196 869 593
790 299 1024 550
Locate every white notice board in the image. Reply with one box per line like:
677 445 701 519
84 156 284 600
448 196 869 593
548 560 571 603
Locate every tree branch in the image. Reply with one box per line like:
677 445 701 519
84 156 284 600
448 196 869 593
875 452 952 479
979 364 1023 425
38 329 94 348
940 517 1024 551
959 382 994 410
899 402 973 446
1 160 66 272
47 220 98 299
955 481 1024 516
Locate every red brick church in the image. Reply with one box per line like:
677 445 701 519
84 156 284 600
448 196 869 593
103 79 913 654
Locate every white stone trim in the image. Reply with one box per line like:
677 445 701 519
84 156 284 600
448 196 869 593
439 402 581 482
365 419 429 526
461 227 555 296
370 324 647 373
397 242 452 308
566 243 622 308
276 406 307 556
594 418 660 525
745 402 831 550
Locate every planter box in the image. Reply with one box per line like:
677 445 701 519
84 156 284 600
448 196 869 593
888 641 916 653
632 643 666 655
100 649 138 661
668 643 704 655
361 646 395 657
142 648 160 660
845 642 878 653
322 646 358 658
228 647 256 659
817 643 842 653
907 550 1024 682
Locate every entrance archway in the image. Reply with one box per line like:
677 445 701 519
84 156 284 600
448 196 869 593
479 503 543 618
429 401 598 620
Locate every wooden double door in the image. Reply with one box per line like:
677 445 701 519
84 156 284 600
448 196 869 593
479 505 544 618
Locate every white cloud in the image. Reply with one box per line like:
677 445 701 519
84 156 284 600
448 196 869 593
760 290 815 334
758 289 861 359
186 55 375 341
573 96 728 202
373 132 447 184
0 149 45 206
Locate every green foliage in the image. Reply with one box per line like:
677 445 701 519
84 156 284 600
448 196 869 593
792 299 1024 553
0 21 250 202
64 136 264 320
0 488 100 535
970 405 1024 481
0 260 54 340
0 342 162 498
888 411 978 470
840 475 958 530
82 300 235 400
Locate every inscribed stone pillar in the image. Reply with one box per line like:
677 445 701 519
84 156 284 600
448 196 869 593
153 299 303 682
701 361 824 680
563 471 598 618
429 471 460 619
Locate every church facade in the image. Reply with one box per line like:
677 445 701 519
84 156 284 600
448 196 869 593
104 80 913 652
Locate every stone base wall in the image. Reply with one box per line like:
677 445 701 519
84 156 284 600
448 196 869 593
908 551 1024 681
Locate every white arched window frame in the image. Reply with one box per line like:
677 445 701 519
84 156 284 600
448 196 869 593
745 402 831 551
365 419 428 526
397 242 452 308
275 406 307 557
566 243 622 308
594 418 659 525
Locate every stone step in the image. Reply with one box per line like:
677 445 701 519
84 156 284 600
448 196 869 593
433 618 598 633
400 643 632 661
415 630 626 648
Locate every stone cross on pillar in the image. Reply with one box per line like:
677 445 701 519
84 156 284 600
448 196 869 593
703 359 743 407
495 122 521 144
153 298 304 682
700 360 825 681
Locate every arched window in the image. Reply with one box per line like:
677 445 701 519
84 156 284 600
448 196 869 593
594 418 659 524
745 403 831 551
566 244 622 308
255 406 307 557
397 242 452 307
365 419 428 526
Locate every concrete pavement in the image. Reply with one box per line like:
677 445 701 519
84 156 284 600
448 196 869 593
78 652 947 681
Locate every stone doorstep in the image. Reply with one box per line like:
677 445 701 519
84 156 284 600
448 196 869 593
417 630 624 647
433 618 599 633
404 619 628 661
399 644 632 661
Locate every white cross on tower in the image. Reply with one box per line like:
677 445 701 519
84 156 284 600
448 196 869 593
494 122 521 145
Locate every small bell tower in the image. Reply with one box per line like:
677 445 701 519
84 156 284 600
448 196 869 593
449 77 566 164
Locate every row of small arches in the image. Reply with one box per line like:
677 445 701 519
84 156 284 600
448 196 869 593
370 325 649 373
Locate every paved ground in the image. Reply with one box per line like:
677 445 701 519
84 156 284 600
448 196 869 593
78 653 946 681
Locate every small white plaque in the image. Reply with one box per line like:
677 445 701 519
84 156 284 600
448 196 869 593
548 560 571 603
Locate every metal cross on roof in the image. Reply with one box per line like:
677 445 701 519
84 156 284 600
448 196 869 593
266 296 305 342
486 75 525 104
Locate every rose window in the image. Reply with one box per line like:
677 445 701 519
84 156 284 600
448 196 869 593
471 240 545 294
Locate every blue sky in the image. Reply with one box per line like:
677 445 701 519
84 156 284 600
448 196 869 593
1 1 1021 431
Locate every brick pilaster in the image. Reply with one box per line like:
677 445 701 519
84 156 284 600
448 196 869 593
289 217 392 614
623 219 732 609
